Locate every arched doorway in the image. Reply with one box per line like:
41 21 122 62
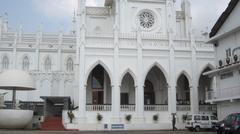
198 67 213 104
144 66 168 111
198 67 217 112
176 74 191 111
86 65 112 111
120 73 135 111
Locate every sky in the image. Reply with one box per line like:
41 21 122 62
0 0 231 35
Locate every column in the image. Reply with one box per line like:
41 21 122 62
57 32 63 71
168 32 176 114
35 28 42 71
12 33 17 69
78 0 87 123
190 32 198 114
136 29 144 122
167 0 177 115
0 16 2 37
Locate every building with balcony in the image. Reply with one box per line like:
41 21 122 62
0 0 216 131
206 0 240 121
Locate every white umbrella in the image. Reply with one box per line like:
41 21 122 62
0 70 35 109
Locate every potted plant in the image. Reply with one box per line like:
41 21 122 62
97 113 103 121
125 114 132 122
182 114 188 123
67 110 75 123
153 114 159 122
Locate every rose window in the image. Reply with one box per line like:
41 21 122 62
139 11 155 29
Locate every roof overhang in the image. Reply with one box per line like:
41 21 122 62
203 62 240 77
104 0 113 6
207 25 240 43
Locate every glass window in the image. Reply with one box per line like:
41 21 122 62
211 116 218 120
194 115 201 121
202 116 209 121
2 56 9 70
66 58 74 72
22 56 29 71
220 72 233 79
91 65 104 89
224 114 236 123
226 48 231 58
186 115 192 121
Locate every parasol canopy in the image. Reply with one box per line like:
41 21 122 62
0 69 35 90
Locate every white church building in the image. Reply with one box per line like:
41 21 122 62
0 0 217 130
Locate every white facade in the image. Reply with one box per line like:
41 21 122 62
207 0 240 121
0 0 216 130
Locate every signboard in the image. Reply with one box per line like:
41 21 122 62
111 124 124 129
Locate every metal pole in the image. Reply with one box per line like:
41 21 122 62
12 89 16 109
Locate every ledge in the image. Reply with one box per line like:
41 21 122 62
203 62 240 77
206 95 240 103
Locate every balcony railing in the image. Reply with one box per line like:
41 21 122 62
144 105 168 111
199 104 217 112
177 105 191 111
206 85 240 100
86 104 111 111
120 105 135 111
206 91 216 100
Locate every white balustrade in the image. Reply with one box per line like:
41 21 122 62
177 105 191 111
144 105 168 111
207 86 240 100
120 105 135 111
217 86 240 99
206 91 216 100
86 104 112 111
199 105 217 112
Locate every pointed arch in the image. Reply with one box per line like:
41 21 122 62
44 56 52 71
119 68 137 87
143 62 169 84
176 70 192 86
22 56 30 71
66 57 74 72
197 63 215 81
198 63 215 103
2 55 9 70
85 60 113 86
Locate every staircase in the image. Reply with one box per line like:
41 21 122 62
41 117 66 131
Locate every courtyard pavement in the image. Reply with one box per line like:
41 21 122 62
0 130 216 134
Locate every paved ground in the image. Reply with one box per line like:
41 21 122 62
0 130 216 134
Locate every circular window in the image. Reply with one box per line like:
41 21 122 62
139 11 155 29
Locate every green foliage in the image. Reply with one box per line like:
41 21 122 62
97 113 103 121
153 114 159 121
125 114 132 121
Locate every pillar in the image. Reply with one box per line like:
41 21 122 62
111 0 121 122
57 32 63 71
78 0 87 123
13 33 17 69
190 31 198 114
135 29 144 122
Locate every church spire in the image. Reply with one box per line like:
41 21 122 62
78 0 86 10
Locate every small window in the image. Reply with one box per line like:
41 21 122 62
226 48 231 58
220 72 233 79
2 56 9 70
211 116 218 120
66 58 74 72
194 115 201 121
22 56 29 71
44 57 51 71
202 116 209 121
186 115 192 121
